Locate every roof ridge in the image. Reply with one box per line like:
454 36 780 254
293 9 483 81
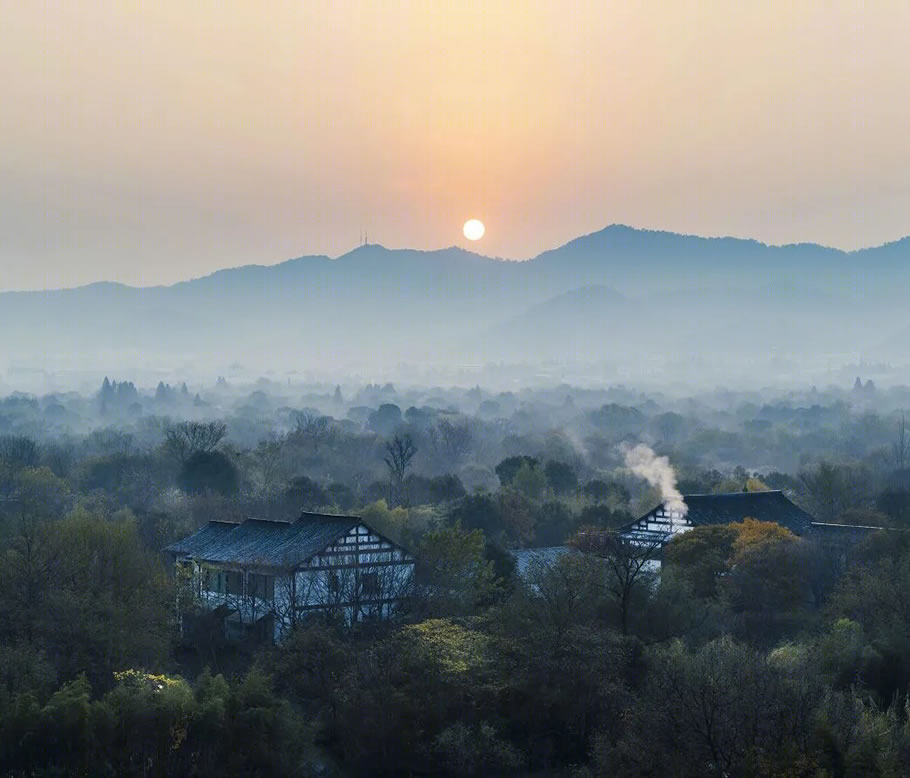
682 490 783 498
296 510 361 522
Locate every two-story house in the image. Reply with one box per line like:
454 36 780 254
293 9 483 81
166 511 414 642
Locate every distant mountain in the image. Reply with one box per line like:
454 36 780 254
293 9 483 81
476 285 629 356
1 225 908 382
529 225 905 294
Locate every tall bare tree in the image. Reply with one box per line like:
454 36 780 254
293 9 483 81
892 413 910 472
798 462 871 523
428 417 472 466
570 527 666 635
291 412 336 455
0 436 41 472
384 434 417 506
253 432 289 497
164 421 227 463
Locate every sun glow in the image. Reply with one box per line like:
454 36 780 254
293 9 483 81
463 219 485 241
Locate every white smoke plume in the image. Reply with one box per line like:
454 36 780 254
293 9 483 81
621 443 688 516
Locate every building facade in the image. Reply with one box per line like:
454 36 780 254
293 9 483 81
620 490 880 560
166 512 414 642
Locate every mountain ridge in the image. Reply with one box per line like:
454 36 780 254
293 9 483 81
4 224 908 296
2 223 909 383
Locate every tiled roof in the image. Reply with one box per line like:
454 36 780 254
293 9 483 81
679 491 815 535
511 546 576 578
165 512 360 568
166 520 236 557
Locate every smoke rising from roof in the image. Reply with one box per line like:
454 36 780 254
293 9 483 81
622 443 688 516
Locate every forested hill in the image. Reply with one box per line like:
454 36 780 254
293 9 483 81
1 225 908 382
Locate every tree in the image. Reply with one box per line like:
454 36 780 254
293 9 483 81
326 482 355 511
178 450 239 496
664 519 808 640
251 432 288 497
570 527 664 635
428 474 466 504
724 522 810 645
663 524 737 598
493 558 626 765
164 421 227 464
516 552 605 658
544 460 578 495
0 503 171 689
799 462 870 523
266 625 352 734
448 494 502 537
433 721 524 777
498 490 536 545
384 434 416 506
612 638 815 777
889 413 910 478
414 526 496 617
78 452 164 510
368 403 403 436
494 456 538 487
291 411 335 454
329 631 449 774
583 479 610 502
827 552 910 701
587 403 646 438
583 478 630 506
0 467 69 644
0 436 40 473
283 475 327 512
744 476 770 492
512 462 547 501
534 500 576 546
650 411 686 442
877 489 910 527
41 511 173 684
729 517 796 558
428 417 473 466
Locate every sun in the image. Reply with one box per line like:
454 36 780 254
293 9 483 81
463 218 485 241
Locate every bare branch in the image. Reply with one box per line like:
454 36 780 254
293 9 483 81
164 421 227 463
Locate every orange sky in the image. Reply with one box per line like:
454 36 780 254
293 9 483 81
2 1 909 289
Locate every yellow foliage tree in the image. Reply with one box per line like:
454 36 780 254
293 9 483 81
729 518 797 561
745 477 771 492
401 618 490 675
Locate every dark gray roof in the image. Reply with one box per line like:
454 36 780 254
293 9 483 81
166 520 236 557
511 546 576 578
627 490 816 536
680 491 814 534
165 512 361 568
809 521 882 540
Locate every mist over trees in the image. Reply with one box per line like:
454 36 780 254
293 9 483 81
4 373 910 774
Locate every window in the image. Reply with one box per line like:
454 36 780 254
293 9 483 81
360 572 380 596
327 571 340 594
204 568 225 593
225 570 244 596
247 573 274 600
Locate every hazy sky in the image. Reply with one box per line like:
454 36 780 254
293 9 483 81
3 1 909 290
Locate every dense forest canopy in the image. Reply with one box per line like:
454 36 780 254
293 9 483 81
3 375 910 776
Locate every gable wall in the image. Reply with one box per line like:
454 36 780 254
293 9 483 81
623 507 693 542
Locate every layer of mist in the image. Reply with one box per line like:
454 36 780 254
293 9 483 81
2 224 909 394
